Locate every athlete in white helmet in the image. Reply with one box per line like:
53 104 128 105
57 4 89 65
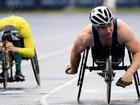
65 6 140 87
90 6 113 27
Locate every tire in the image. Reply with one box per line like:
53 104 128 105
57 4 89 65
107 71 112 104
31 52 40 86
2 50 9 89
106 55 112 104
128 50 140 98
77 64 86 101
3 70 8 89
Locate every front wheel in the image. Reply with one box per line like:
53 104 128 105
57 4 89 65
107 71 112 104
3 69 8 89
106 55 112 104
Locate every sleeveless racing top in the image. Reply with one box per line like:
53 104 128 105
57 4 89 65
92 18 125 62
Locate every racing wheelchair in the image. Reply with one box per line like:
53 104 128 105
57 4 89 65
0 26 40 89
0 44 40 89
77 47 140 104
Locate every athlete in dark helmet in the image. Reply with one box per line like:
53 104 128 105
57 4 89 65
0 16 35 81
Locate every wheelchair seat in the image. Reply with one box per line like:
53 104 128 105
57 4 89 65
89 46 130 70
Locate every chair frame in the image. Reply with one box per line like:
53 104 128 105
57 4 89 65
0 48 40 89
77 47 140 104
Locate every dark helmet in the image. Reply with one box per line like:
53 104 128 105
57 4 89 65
2 25 20 42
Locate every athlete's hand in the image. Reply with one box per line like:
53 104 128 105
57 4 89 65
119 71 133 87
65 65 77 74
5 42 18 53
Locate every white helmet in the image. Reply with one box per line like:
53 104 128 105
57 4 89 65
90 6 113 27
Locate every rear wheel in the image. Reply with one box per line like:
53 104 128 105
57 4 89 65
128 50 140 98
77 62 86 101
77 48 89 101
31 51 40 86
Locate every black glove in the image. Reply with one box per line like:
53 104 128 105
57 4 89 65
116 78 132 88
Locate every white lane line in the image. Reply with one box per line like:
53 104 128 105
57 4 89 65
38 47 71 60
22 46 71 66
40 71 90 105
34 34 67 44
0 90 25 94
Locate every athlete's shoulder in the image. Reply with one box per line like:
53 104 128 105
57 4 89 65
115 18 127 28
10 15 27 21
0 15 27 23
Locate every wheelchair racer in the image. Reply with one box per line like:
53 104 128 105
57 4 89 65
0 15 35 81
65 6 140 87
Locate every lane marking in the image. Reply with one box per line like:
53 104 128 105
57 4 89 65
40 71 90 105
22 46 71 66
0 90 25 94
35 34 69 44
38 47 71 60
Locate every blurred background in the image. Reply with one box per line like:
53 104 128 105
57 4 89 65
0 0 140 12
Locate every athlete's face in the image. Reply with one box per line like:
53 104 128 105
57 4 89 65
97 22 114 39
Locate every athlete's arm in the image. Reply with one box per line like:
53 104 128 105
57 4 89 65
118 19 140 84
69 24 93 74
17 20 35 58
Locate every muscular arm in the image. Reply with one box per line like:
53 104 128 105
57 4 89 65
118 19 140 83
70 24 93 73
126 37 140 75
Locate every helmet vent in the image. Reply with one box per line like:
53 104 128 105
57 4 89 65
98 9 102 13
104 10 107 17
93 16 104 23
91 19 98 24
97 14 108 22
107 8 111 18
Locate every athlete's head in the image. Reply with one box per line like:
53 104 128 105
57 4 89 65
90 6 113 27
2 25 20 42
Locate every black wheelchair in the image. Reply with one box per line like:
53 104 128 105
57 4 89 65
77 47 140 104
0 46 40 89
